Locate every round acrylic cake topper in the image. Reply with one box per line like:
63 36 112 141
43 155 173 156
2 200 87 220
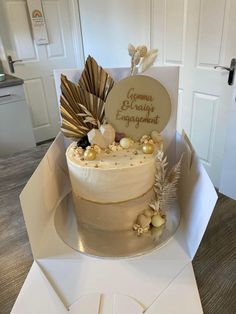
105 75 171 140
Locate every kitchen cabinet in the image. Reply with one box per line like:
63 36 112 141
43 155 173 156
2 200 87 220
0 75 35 156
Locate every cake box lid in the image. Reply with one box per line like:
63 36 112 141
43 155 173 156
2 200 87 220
17 128 217 313
20 66 217 261
16 66 217 313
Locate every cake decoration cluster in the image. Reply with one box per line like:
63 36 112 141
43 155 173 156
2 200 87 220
71 131 160 163
133 149 182 236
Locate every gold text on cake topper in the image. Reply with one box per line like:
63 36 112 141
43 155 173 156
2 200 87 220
115 88 160 128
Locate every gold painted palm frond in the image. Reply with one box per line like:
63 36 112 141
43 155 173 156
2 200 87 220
60 56 114 140
152 152 183 212
79 55 114 101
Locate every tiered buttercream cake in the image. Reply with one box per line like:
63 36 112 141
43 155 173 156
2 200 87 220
61 46 182 237
66 140 157 231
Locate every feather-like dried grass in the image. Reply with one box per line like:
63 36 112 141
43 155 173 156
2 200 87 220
150 151 183 212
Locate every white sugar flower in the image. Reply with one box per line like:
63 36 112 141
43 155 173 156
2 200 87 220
93 145 101 154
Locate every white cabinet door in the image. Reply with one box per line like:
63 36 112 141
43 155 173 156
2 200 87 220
0 0 84 142
0 97 35 156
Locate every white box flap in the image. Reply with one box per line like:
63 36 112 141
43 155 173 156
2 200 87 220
11 261 203 314
146 263 203 314
37 257 188 310
17 67 217 313
11 262 66 314
177 132 218 259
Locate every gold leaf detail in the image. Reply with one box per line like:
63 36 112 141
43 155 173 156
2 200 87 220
60 56 114 140
79 55 114 101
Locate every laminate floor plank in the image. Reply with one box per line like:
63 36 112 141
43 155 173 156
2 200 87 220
0 144 50 314
193 194 236 314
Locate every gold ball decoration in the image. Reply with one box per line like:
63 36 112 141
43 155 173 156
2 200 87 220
142 143 154 154
84 148 97 161
151 214 165 228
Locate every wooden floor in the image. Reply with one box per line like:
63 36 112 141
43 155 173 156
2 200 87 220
0 144 235 314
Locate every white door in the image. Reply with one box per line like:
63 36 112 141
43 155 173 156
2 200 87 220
177 0 236 188
78 0 236 188
0 0 84 142
219 66 236 199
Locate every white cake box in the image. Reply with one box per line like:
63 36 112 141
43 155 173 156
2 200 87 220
11 67 218 314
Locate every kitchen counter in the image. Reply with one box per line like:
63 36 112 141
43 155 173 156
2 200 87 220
0 73 24 88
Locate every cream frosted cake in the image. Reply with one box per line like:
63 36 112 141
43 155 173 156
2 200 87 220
60 44 182 237
66 142 156 204
66 133 163 232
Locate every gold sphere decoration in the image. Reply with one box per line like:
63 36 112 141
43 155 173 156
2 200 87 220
84 148 97 161
142 143 154 154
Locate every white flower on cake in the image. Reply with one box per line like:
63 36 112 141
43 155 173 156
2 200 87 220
73 146 84 157
140 135 150 144
140 134 160 145
93 145 102 154
109 142 123 152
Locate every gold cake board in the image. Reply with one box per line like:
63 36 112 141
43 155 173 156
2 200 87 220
54 193 181 258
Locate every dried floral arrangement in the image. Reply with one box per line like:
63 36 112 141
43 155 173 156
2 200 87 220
128 44 158 75
133 151 182 235
60 44 157 141
152 151 182 212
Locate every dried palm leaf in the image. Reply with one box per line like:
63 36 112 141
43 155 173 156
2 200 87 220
60 70 110 140
79 55 114 101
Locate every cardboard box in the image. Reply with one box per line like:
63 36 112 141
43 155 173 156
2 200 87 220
11 67 217 313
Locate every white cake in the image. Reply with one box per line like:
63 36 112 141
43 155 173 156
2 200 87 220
66 142 156 231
